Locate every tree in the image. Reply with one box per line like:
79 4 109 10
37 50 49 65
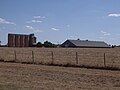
43 41 54 47
36 42 43 47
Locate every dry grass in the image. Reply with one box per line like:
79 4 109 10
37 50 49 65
0 62 120 90
0 47 120 69
0 47 120 89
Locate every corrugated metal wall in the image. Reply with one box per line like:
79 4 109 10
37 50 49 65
8 34 36 47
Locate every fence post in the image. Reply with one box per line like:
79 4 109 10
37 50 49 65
104 53 106 67
14 50 16 62
51 51 54 64
32 51 34 64
76 52 78 65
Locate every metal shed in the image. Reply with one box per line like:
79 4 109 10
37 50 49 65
61 39 110 48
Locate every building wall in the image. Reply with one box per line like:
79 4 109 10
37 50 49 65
8 34 36 47
33 37 36 44
61 40 110 48
8 34 15 47
29 34 34 47
61 40 76 47
20 35 25 47
15 35 20 47
24 35 29 47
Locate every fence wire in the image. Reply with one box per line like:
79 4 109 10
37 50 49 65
0 49 120 69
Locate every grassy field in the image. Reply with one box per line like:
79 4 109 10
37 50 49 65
0 62 120 90
0 47 120 89
0 47 120 69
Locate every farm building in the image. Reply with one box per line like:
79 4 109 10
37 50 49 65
8 33 36 47
61 39 110 48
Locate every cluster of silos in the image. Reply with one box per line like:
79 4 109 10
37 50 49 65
8 34 36 47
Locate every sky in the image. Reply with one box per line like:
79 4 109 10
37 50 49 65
0 0 120 45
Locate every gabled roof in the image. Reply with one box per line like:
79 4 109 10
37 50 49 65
64 40 110 48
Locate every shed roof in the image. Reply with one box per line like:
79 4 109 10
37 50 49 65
66 40 110 47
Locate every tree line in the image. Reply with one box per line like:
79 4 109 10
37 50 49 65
35 41 57 48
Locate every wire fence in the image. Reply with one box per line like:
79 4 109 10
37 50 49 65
0 49 120 69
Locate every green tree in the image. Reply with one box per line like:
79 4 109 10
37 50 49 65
36 42 43 47
44 41 54 47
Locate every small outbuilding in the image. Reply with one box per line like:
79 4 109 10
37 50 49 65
61 39 110 48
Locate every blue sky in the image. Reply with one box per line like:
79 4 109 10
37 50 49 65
0 0 120 45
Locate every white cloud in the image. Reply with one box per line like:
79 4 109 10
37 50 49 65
25 25 43 33
26 25 34 30
33 16 46 19
26 20 42 23
26 15 45 23
51 28 59 31
31 20 42 23
33 29 43 33
0 18 16 25
108 14 120 17
66 24 70 27
101 31 111 36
